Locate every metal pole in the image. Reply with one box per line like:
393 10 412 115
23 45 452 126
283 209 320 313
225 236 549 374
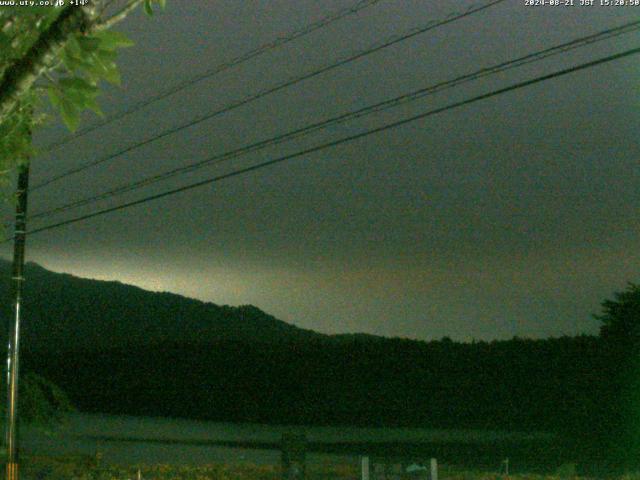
5 162 30 480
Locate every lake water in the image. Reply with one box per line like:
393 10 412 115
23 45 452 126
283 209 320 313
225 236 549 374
20 413 555 470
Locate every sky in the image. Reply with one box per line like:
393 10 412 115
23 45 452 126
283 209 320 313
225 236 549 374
2 0 639 341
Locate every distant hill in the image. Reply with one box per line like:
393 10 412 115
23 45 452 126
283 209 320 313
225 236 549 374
0 260 322 353
0 260 630 470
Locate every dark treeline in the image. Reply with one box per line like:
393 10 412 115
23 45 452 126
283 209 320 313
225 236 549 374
24 336 629 454
22 334 614 431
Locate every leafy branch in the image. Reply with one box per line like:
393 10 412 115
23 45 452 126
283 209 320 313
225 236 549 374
0 0 166 173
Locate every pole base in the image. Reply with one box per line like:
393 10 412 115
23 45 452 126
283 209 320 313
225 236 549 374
6 461 18 480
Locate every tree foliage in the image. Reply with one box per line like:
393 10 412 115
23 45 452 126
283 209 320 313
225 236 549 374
0 371 75 428
0 0 166 178
594 282 640 345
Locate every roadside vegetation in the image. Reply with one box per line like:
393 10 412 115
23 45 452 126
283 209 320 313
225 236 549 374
1 455 633 480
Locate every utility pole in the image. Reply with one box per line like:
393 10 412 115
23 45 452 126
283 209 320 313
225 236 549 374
5 162 30 480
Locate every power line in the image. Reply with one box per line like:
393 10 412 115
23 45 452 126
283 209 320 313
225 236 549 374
19 45 640 240
26 18 640 222
41 0 386 152
31 0 507 191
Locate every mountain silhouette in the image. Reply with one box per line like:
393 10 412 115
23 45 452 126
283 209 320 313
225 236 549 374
0 259 322 353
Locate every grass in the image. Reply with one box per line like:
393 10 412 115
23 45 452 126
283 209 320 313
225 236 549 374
1 454 636 480
6 455 356 480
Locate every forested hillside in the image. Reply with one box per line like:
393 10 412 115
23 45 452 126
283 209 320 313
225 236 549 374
2 261 637 467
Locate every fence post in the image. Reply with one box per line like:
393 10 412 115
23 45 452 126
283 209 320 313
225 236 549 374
430 458 438 480
281 433 306 480
361 456 370 480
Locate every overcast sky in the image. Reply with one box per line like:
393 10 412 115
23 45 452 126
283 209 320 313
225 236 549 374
3 0 639 341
